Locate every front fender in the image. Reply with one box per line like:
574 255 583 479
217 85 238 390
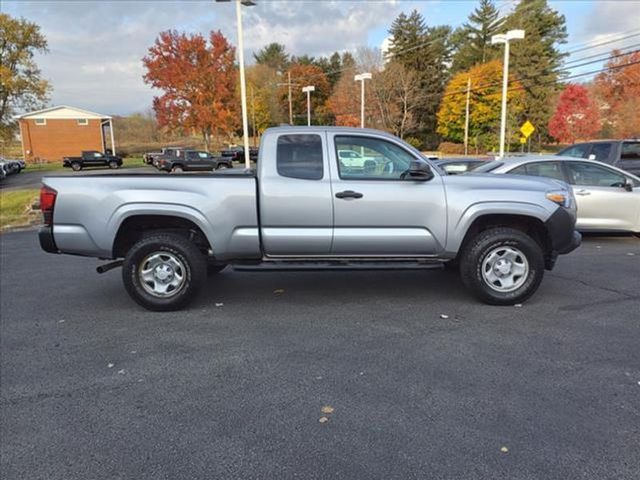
447 201 553 253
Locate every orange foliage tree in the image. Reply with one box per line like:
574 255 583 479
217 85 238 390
548 84 600 143
143 30 238 149
280 63 330 125
325 65 359 127
593 50 640 138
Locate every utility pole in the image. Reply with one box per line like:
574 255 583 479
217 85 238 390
464 77 471 157
277 72 298 124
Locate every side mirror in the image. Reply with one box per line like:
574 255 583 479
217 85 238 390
623 179 634 192
407 160 434 181
588 154 596 161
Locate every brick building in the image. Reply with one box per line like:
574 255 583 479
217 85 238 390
16 105 116 163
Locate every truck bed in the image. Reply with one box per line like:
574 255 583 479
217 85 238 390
42 172 260 260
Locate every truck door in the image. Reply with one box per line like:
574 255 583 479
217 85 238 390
259 132 333 256
328 133 447 256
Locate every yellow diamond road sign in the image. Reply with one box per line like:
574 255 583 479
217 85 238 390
520 121 535 139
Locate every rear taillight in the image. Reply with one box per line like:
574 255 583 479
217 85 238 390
40 185 57 226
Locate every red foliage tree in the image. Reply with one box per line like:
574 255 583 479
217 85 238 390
593 50 640 138
279 63 329 125
143 30 238 149
548 83 601 144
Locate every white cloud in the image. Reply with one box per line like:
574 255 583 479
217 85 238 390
5 0 401 114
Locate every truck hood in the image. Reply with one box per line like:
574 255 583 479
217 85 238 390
443 172 571 193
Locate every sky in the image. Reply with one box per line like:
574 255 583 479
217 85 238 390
5 0 640 115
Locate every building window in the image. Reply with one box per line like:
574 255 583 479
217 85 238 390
34 119 46 126
77 118 88 126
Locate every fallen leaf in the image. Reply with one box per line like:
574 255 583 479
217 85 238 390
514 304 523 308
318 416 329 423
117 369 126 375
627 253 636 256
215 303 224 307
321 406 334 414
130 350 137 354
500 446 509 453
274 289 285 295
58 319 65 324
107 363 114 368
440 314 449 319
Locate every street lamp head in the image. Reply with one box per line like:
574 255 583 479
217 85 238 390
354 72 372 81
506 29 525 40
302 85 315 93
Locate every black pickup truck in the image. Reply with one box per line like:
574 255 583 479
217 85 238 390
155 150 234 172
221 146 259 163
558 140 640 176
63 151 123 171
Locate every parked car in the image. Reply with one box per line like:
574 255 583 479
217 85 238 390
476 155 640 234
38 126 580 311
0 161 7 180
151 147 186 168
434 158 486 175
155 150 233 173
221 146 258 163
63 151 123 171
558 140 640 177
0 157 25 174
143 147 182 165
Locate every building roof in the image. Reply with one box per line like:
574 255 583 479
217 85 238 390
15 105 111 120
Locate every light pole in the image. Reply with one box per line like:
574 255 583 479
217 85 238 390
302 85 315 126
354 72 372 128
491 29 525 159
216 0 256 169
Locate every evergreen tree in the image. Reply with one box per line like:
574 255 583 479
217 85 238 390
504 0 568 144
451 0 504 72
387 10 452 146
253 43 289 73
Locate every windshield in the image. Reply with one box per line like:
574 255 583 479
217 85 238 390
471 160 503 173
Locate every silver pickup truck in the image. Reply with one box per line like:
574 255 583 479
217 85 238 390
39 127 581 311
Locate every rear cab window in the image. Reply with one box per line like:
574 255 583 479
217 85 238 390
276 134 323 180
558 144 590 158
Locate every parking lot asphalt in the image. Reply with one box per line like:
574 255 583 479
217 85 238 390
1 230 639 480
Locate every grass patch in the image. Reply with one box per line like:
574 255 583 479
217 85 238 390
0 189 40 231
25 156 145 172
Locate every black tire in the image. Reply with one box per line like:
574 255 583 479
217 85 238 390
215 163 229 170
71 162 82 171
171 165 183 173
207 263 227 275
108 160 119 169
459 227 544 305
122 232 207 311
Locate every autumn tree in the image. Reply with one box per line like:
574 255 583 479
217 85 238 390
593 50 640 138
246 64 283 138
325 63 359 127
437 60 525 150
281 63 330 125
0 14 50 141
451 0 503 73
143 30 238 150
548 84 600 143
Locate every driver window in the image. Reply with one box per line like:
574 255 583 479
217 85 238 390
335 136 415 180
566 162 626 187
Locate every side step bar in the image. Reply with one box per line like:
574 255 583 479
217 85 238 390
232 260 447 272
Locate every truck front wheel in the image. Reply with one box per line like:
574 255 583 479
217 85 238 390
122 232 207 311
459 227 544 305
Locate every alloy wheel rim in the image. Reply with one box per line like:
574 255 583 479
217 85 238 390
481 246 529 293
139 252 187 298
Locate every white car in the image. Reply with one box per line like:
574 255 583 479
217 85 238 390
477 156 640 234
337 149 368 168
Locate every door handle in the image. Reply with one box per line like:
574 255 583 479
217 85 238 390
575 189 591 196
335 190 363 199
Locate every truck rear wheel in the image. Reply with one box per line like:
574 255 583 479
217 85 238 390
71 162 82 171
108 160 119 169
122 232 206 311
459 227 544 305
171 165 183 173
